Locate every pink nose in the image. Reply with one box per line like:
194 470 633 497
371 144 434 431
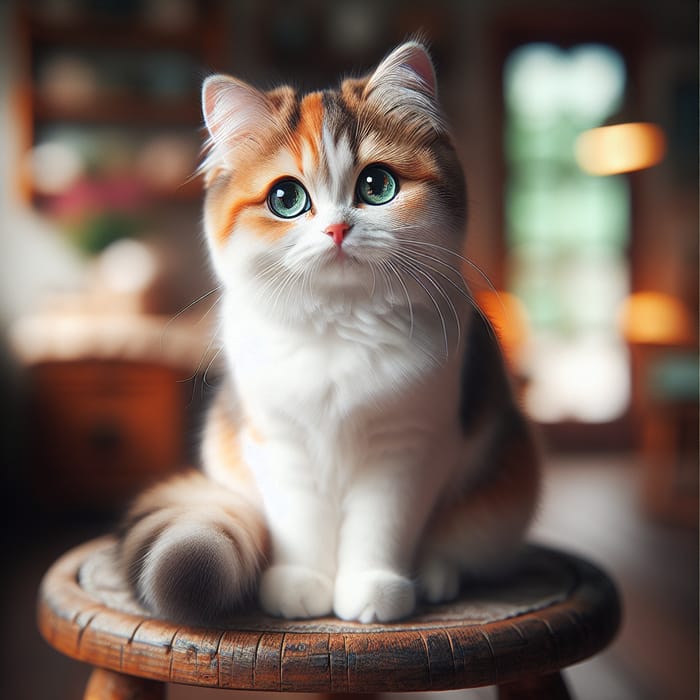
324 222 350 246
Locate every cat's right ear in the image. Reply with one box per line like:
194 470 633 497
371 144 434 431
201 75 274 169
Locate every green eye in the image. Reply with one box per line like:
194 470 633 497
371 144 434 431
267 179 311 219
356 165 398 206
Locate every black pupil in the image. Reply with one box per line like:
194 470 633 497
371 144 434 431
365 170 387 196
277 184 299 209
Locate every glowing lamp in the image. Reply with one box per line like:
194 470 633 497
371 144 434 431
575 122 666 176
619 291 694 345
476 291 530 367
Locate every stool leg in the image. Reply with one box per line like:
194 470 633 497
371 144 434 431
497 670 571 700
84 667 166 700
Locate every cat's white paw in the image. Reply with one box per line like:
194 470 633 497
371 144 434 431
259 565 333 619
334 570 416 623
417 559 461 604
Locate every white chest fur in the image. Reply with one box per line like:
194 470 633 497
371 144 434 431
220 291 465 493
224 295 452 417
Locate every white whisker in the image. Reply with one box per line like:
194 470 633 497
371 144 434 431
398 245 473 303
161 286 222 350
368 260 378 298
394 254 461 349
304 255 323 311
179 320 223 406
269 267 304 320
384 259 414 339
399 240 510 331
396 262 449 358
202 346 224 394
400 238 500 298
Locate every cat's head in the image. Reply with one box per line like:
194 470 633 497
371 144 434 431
200 41 467 315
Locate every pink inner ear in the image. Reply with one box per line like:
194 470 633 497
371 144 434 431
201 76 273 149
202 78 223 130
202 76 239 142
404 46 437 96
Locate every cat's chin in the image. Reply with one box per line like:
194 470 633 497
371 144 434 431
321 244 361 265
314 248 369 281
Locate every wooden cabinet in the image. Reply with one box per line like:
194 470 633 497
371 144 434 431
29 360 189 509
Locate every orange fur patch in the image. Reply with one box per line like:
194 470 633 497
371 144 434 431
221 192 268 242
291 91 324 171
244 212 297 242
246 420 265 445
207 395 257 488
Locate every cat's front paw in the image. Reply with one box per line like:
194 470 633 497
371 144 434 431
334 570 415 623
259 565 334 619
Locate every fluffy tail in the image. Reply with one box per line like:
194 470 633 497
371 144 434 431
118 471 268 626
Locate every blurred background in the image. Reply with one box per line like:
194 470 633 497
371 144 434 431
0 0 697 698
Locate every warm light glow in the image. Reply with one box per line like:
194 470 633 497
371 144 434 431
97 239 159 295
523 335 630 423
477 291 530 367
27 141 84 195
575 122 666 175
619 291 694 345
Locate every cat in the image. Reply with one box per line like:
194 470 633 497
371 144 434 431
118 40 540 626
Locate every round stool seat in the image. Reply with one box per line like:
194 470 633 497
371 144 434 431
37 537 620 699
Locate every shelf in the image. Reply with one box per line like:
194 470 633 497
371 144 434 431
19 3 226 215
31 175 204 210
33 93 202 126
29 17 208 52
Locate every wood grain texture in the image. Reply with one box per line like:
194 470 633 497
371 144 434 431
37 537 620 693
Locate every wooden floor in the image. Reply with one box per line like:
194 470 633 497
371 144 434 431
531 454 698 700
2 453 697 699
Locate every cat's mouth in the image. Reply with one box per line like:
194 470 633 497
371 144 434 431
322 245 361 266
312 245 373 288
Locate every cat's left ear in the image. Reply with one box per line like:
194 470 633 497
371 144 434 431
367 41 438 98
364 41 446 136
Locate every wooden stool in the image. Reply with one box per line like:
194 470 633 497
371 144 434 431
37 537 620 699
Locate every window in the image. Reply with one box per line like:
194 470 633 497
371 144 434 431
504 43 631 423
